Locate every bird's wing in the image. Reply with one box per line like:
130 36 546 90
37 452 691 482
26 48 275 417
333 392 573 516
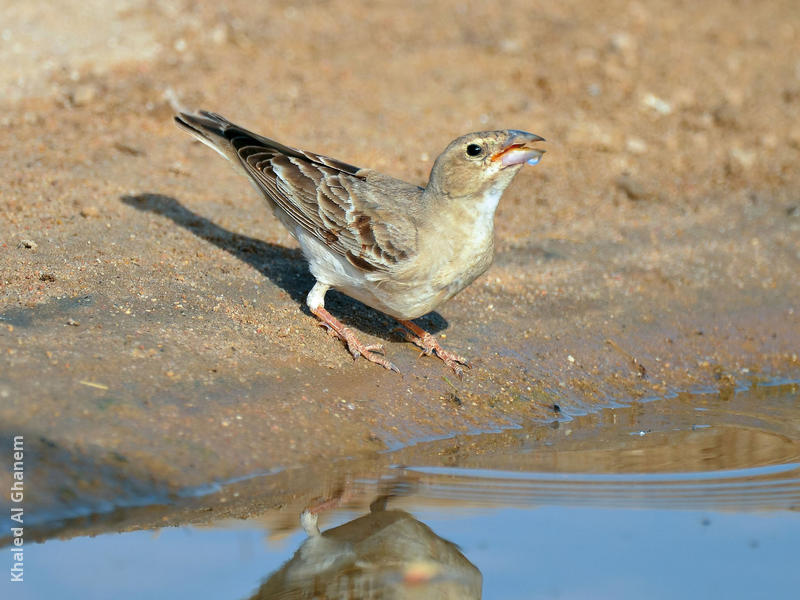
207 116 421 273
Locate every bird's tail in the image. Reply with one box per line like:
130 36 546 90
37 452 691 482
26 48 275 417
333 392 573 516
174 110 238 161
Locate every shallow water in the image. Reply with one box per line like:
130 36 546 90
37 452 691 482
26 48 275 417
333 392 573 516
4 382 800 599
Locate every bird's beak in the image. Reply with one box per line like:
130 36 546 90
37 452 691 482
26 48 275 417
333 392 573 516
491 131 546 167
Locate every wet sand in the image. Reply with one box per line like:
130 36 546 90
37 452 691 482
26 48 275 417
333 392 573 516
1 0 799 525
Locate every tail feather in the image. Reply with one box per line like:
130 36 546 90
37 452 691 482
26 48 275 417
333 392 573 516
175 110 309 164
174 111 236 160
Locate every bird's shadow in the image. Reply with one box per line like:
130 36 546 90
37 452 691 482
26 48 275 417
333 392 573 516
120 194 447 337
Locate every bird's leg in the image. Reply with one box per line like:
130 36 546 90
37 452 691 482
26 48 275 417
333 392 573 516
397 319 470 377
307 282 399 372
301 480 355 537
312 306 399 372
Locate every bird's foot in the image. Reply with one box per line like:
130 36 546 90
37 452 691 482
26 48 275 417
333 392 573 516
397 320 470 378
311 306 399 373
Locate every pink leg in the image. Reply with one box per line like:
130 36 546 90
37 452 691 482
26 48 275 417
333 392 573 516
300 483 355 537
398 319 470 377
311 306 399 373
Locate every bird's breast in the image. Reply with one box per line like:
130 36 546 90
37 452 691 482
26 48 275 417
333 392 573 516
380 213 495 318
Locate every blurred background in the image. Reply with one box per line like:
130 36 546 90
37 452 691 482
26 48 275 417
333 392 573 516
4 0 799 214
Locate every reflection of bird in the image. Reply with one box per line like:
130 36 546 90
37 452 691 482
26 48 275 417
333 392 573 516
176 112 544 375
249 497 482 599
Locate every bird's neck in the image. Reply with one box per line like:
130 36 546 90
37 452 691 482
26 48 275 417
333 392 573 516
473 185 504 225
421 184 501 249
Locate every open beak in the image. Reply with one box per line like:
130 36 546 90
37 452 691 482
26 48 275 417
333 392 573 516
491 131 546 167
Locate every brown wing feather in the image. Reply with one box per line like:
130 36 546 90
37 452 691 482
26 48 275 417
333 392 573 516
221 126 418 272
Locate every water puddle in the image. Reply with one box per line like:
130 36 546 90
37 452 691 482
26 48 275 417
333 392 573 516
3 382 799 598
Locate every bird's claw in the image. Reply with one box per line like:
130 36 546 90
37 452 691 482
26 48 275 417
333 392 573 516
397 321 470 377
343 332 397 372
312 306 400 373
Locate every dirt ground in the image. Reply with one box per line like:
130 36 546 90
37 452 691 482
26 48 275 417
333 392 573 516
1 0 799 526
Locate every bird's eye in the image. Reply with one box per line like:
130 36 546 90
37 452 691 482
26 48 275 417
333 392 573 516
466 143 484 157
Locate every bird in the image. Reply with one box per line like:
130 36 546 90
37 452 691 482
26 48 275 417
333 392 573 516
175 111 545 375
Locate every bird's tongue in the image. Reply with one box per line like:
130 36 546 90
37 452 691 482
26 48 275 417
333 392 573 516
493 144 545 167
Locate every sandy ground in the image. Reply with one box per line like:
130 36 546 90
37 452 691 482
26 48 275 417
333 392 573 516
1 0 799 525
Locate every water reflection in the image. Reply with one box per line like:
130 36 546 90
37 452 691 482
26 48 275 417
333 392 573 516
2 383 799 599
252 496 480 599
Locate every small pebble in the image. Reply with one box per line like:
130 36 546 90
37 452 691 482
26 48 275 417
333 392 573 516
625 137 648 154
71 84 98 107
642 93 672 115
616 174 649 200
608 32 637 66
80 206 100 218
728 147 757 170
18 239 38 249
713 103 740 129
210 25 229 45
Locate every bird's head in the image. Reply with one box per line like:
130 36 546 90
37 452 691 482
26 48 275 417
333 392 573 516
426 130 545 201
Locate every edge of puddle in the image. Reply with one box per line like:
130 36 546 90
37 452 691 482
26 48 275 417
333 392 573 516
3 378 798 547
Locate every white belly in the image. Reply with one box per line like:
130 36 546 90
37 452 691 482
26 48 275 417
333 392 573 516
294 195 497 320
